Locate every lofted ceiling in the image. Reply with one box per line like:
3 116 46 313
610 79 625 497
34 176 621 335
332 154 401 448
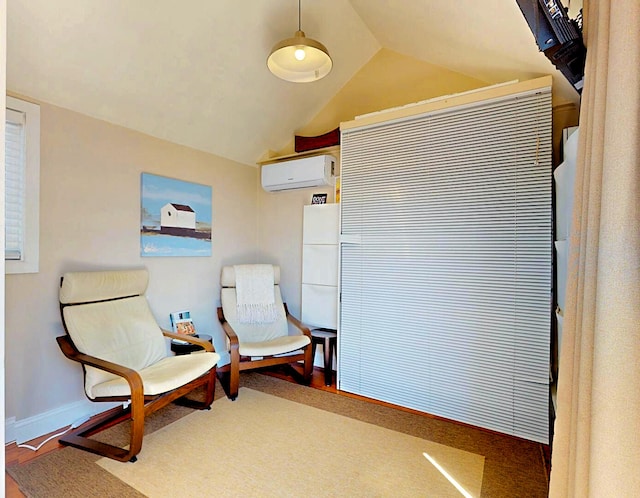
6 0 582 166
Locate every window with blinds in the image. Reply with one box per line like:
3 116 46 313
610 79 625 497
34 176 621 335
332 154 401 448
5 96 40 274
6 108 26 260
338 82 552 443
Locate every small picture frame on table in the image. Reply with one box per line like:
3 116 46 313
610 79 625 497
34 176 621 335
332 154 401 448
311 193 328 205
170 310 196 335
174 319 196 335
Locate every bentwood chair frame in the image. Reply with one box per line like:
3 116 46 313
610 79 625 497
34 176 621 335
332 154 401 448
216 264 313 400
57 269 219 462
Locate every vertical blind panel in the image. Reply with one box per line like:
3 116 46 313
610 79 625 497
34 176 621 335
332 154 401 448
5 116 26 260
339 88 552 443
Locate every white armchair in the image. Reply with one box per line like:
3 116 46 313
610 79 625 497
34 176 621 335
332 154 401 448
217 264 312 400
57 269 220 462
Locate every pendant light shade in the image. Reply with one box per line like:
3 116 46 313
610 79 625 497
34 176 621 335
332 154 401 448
267 1 332 83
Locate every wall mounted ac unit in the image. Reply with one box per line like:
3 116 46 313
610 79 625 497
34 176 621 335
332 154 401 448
261 154 336 192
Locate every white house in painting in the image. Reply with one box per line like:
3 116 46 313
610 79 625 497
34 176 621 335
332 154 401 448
160 203 196 234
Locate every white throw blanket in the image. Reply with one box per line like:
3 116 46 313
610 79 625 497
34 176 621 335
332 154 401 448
234 264 278 324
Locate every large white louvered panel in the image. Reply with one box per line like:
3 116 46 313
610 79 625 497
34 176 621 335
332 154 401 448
338 86 552 443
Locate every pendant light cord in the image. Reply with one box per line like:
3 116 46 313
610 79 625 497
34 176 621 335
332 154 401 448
298 0 301 31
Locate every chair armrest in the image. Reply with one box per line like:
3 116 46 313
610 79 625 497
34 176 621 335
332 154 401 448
56 335 143 393
283 303 312 338
162 330 215 352
217 307 239 353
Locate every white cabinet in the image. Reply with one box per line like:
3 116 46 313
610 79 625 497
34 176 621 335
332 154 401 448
301 204 339 329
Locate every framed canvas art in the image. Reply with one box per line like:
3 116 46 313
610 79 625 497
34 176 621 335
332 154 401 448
140 173 212 257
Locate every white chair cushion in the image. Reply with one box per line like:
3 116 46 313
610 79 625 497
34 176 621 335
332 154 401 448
60 269 149 304
221 286 289 342
238 335 310 357
63 296 169 395
220 264 309 357
89 352 220 399
61 268 220 400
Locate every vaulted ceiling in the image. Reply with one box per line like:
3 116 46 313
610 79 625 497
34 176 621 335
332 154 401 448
7 0 582 166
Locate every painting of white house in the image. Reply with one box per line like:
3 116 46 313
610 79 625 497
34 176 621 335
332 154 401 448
140 173 212 257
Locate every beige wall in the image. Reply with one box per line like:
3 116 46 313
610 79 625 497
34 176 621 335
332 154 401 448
5 99 258 435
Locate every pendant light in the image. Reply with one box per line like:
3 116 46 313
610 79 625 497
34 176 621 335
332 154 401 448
267 0 332 83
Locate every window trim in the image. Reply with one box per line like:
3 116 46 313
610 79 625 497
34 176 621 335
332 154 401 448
5 96 40 274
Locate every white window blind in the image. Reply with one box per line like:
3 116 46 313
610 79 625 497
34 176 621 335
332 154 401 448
5 108 26 260
5 96 40 274
339 85 552 443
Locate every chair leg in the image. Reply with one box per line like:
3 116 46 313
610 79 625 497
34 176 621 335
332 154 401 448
59 399 144 463
216 365 239 401
203 367 216 407
175 367 217 409
60 370 216 462
229 363 239 400
303 343 313 384
128 389 145 458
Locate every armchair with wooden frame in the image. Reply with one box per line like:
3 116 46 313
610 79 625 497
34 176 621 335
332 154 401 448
217 264 313 400
56 269 220 462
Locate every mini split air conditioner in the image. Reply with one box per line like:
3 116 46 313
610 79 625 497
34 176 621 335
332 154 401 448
261 154 336 192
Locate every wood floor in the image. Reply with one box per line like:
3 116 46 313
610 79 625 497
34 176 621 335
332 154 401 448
4 367 337 498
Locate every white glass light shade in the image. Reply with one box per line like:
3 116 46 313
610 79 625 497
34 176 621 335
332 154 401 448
267 30 332 83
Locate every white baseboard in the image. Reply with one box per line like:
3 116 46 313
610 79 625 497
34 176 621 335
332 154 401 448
5 417 16 445
5 400 118 445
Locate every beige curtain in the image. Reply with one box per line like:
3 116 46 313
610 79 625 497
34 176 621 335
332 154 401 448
549 0 640 496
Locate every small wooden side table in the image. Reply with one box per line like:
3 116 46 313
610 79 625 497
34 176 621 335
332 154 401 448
310 328 337 386
170 334 213 355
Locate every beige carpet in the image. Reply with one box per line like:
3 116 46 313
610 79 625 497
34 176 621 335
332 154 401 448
98 388 484 497
7 373 550 497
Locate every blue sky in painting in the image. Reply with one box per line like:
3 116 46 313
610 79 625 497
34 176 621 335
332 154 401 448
141 173 212 225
